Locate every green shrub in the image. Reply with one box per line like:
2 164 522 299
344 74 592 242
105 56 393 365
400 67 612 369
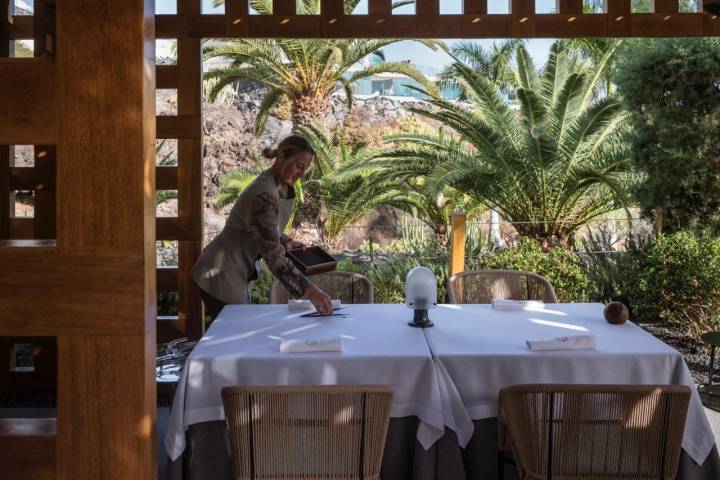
628 232 720 334
472 240 590 302
338 257 449 304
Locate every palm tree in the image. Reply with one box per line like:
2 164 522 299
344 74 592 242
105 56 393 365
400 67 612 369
439 39 523 98
205 0 440 133
367 42 635 246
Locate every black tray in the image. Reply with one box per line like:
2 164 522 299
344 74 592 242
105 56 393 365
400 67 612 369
286 246 337 275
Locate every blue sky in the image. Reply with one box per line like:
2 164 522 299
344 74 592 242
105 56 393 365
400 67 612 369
157 0 557 71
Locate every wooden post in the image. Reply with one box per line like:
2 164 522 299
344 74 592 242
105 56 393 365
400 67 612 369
55 1 156 479
449 212 466 277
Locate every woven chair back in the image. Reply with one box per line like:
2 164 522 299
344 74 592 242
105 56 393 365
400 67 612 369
448 269 558 304
222 385 394 480
270 271 374 304
498 384 690 480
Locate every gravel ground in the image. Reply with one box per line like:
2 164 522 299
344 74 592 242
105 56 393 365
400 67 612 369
639 323 716 387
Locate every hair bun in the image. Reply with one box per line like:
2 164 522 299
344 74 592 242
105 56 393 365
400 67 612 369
261 147 277 159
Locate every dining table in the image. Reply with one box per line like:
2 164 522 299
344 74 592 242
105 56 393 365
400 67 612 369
165 303 720 480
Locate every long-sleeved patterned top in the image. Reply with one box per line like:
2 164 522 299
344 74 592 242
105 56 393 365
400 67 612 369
191 169 309 303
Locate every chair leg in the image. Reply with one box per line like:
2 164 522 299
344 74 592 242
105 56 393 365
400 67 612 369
497 451 505 480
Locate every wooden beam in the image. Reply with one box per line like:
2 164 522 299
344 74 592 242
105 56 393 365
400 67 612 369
153 11 715 38
157 65 178 89
0 247 150 336
655 0 679 14
0 58 56 145
9 165 56 190
559 0 581 14
176 37 204 340
57 333 156 480
449 212 466 277
9 15 32 40
156 166 178 190
368 0 392 15
157 114 202 139
226 0 249 36
0 418 56 479
157 267 179 292
157 216 202 240
54 1 156 479
463 0 487 15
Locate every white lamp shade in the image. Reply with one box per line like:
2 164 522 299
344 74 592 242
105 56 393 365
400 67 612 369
405 266 437 310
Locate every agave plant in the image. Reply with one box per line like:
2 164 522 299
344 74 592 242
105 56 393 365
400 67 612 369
369 42 635 246
205 0 440 133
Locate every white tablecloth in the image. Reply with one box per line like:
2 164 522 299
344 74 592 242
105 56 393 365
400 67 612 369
424 303 716 466
165 304 446 461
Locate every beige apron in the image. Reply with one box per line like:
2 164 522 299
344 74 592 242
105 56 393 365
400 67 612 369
191 170 295 304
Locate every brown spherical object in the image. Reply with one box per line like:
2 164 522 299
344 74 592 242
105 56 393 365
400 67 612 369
604 301 629 325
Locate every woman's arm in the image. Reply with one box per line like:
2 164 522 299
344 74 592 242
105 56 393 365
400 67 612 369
250 192 309 296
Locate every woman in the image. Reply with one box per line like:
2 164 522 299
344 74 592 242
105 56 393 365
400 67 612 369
191 135 333 319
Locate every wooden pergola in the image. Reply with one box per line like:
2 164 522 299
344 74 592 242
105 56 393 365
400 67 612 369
0 0 717 477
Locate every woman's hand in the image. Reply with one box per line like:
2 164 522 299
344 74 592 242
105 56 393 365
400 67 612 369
306 284 333 315
284 240 306 251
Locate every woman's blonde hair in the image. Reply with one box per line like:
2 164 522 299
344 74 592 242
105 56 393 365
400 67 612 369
262 134 315 160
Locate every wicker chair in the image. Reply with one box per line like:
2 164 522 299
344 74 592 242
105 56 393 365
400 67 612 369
448 269 558 304
221 385 394 480
497 384 691 480
269 271 374 304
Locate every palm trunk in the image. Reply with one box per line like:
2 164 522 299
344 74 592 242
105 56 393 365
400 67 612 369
290 95 333 230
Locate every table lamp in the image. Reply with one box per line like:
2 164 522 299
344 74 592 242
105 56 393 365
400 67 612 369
406 266 437 328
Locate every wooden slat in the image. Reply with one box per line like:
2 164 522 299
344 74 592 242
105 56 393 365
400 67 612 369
0 418 56 480
157 216 202 240
32 147 56 240
0 146 9 239
655 0 679 14
157 114 202 139
463 0 487 15
608 0 632 36
368 0 391 16
157 65 179 89
0 0 9 53
275 0 294 15
9 217 33 239
0 247 150 336
511 0 535 35
157 267 179 292
178 0 202 15
559 0 582 14
9 15 32 40
176 37 204 340
178 241 204 339
416 0 439 33
156 167 178 190
9 165 55 190
57 333 156 480
0 58 56 145
225 0 249 36
34 0 55 56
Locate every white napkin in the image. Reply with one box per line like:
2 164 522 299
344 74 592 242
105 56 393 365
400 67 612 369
279 338 342 353
526 335 596 351
492 299 545 311
288 299 342 312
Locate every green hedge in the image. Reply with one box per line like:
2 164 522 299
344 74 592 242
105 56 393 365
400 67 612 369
625 232 720 333
473 240 590 303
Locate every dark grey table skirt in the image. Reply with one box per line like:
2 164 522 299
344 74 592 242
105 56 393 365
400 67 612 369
167 417 720 480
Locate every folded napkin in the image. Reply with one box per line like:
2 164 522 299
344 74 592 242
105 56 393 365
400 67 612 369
492 299 545 311
288 299 342 312
526 334 596 351
279 338 342 353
